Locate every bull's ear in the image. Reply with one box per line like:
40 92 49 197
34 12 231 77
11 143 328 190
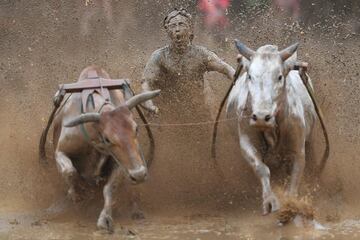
226 73 249 116
64 113 100 127
125 90 161 110
283 51 298 73
235 39 255 60
236 54 250 71
279 42 299 61
291 61 309 71
241 56 250 70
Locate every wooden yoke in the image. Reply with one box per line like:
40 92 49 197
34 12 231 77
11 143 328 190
40 78 129 165
59 78 129 93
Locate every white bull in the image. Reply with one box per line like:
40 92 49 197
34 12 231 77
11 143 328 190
227 40 316 215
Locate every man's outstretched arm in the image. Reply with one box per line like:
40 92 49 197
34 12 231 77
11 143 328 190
205 49 236 80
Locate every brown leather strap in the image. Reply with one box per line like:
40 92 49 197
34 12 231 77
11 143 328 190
81 88 111 112
211 60 243 161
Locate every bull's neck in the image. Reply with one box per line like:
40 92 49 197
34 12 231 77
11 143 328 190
81 98 114 146
265 88 289 151
87 93 115 114
275 85 290 126
97 100 114 113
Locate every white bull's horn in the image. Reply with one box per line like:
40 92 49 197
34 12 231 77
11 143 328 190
126 90 161 110
235 39 255 60
279 42 299 61
64 113 100 127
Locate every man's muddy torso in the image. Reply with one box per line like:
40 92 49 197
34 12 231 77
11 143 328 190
142 45 221 202
146 45 215 123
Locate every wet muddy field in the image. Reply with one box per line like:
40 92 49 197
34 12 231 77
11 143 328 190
2 205 360 240
1 0 360 239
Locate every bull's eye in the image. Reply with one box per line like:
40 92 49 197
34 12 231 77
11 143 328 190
278 75 283 81
104 137 111 144
248 74 252 81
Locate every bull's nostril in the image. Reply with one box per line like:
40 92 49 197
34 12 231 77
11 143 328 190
252 114 257 121
265 115 272 122
129 166 147 183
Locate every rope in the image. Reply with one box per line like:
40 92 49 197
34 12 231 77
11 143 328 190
299 70 330 175
138 117 240 127
211 61 243 161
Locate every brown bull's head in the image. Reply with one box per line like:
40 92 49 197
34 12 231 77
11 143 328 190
64 90 160 183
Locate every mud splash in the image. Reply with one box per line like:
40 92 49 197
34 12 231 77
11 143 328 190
0 0 360 239
277 195 315 226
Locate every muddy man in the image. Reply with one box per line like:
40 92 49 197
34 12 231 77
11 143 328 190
140 8 235 202
141 8 235 118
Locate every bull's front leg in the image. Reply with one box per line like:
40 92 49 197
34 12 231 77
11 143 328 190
238 129 280 215
287 148 305 196
97 166 123 233
55 151 82 202
94 154 109 185
286 124 306 196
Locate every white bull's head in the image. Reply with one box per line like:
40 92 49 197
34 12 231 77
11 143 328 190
235 40 299 128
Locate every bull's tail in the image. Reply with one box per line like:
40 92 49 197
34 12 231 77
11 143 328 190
39 106 58 165
318 120 330 174
298 67 330 175
39 89 67 165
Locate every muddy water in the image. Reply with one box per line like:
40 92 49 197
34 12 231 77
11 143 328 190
1 0 360 239
2 207 360 240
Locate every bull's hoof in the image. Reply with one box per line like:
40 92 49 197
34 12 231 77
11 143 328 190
262 193 280 215
131 210 145 220
97 211 114 233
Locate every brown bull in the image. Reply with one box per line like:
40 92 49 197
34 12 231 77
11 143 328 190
52 66 160 232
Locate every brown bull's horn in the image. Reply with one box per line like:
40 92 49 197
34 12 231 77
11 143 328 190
235 39 255 60
126 90 161 110
279 42 299 61
64 113 100 127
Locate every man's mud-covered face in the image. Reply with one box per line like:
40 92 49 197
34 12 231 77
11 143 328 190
166 15 192 49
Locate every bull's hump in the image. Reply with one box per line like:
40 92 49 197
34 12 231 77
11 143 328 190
256 45 278 54
77 66 110 82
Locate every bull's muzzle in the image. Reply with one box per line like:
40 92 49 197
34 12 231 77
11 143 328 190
128 165 148 183
250 111 275 128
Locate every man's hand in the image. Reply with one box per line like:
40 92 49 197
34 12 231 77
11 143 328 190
141 100 159 114
148 105 159 114
141 80 160 114
236 54 243 63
